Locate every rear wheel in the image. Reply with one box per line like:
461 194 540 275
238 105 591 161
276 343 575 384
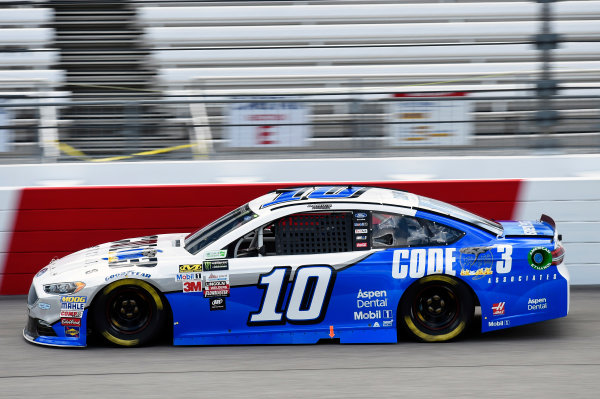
399 275 474 342
92 279 166 347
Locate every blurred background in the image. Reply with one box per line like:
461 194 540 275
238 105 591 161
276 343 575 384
0 0 599 163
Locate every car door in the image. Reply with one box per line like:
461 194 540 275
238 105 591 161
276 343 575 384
211 209 374 344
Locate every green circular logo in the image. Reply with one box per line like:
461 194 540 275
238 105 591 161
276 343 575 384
528 247 552 270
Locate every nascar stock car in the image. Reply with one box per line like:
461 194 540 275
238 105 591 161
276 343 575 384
24 186 568 347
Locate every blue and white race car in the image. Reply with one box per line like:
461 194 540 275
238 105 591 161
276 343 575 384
24 186 569 347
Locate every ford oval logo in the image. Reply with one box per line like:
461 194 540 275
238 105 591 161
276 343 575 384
355 213 367 218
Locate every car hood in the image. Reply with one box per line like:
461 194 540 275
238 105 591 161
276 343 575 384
39 233 189 281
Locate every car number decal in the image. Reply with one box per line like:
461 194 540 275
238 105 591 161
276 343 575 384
248 266 336 326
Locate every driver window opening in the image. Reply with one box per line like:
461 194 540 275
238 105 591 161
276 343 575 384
225 211 354 258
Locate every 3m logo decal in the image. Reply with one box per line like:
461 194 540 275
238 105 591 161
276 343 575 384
183 281 203 293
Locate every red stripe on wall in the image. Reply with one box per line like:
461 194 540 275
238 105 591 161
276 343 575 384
1 180 522 295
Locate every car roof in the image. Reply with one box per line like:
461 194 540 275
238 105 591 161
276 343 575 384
248 185 503 236
249 186 418 213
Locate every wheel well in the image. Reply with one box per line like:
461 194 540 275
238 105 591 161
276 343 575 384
87 279 173 341
397 274 480 313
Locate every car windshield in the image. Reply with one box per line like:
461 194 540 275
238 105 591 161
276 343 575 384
418 195 503 235
184 204 257 254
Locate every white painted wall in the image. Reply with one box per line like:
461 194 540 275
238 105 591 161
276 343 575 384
2 154 600 187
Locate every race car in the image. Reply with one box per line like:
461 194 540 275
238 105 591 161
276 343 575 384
24 185 569 347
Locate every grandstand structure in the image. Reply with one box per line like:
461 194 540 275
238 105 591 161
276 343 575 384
0 0 599 161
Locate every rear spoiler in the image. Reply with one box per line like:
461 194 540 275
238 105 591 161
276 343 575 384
540 214 562 242
540 214 556 229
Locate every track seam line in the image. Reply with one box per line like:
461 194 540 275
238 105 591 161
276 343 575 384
2 363 600 379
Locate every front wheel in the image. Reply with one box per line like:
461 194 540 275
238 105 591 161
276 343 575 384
92 279 166 347
399 275 474 342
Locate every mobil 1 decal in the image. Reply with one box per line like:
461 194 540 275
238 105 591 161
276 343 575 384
248 265 336 326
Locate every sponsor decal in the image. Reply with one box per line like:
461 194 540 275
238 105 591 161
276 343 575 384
459 247 494 278
308 204 332 210
179 264 202 273
61 318 81 327
487 273 557 284
355 229 368 234
488 320 506 327
36 267 48 278
105 271 151 282
61 303 85 311
382 320 393 327
518 221 537 235
383 309 393 319
356 242 368 248
202 260 229 272
85 268 98 275
261 186 366 208
204 289 230 298
210 297 226 311
61 296 87 303
354 222 368 227
61 296 86 311
205 250 227 259
103 245 162 268
204 271 231 297
354 212 368 219
38 302 51 310
206 272 229 282
60 310 83 318
393 246 513 279
528 297 548 311
64 326 80 338
183 281 203 293
356 289 388 308
373 322 381 328
460 268 493 278
355 235 368 240
176 273 202 281
492 302 505 316
204 281 231 297
109 236 158 250
528 247 552 270
354 310 382 320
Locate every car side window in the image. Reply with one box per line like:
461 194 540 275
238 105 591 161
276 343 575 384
225 211 355 258
372 212 464 248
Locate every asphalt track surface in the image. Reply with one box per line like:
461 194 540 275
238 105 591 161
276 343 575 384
1 287 599 399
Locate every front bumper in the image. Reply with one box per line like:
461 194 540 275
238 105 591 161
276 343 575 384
24 284 88 348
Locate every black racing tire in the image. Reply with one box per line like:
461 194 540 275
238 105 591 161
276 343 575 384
398 275 474 343
92 279 166 347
